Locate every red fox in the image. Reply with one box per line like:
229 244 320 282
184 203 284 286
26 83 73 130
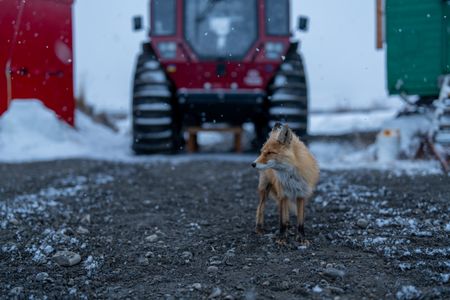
252 123 320 244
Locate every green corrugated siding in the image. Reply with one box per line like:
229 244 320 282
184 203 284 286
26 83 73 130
386 0 450 96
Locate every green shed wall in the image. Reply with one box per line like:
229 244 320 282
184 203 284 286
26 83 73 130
386 0 450 97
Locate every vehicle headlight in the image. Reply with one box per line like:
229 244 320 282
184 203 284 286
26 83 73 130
158 42 177 59
265 42 284 59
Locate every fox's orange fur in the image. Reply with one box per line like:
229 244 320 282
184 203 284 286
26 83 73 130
252 123 319 244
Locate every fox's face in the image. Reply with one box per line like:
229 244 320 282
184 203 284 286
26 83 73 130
252 123 294 171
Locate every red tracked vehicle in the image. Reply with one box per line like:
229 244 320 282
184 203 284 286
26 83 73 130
132 0 308 153
0 0 75 125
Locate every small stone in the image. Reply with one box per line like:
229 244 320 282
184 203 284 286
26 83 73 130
280 281 290 290
53 251 81 267
262 281 270 286
323 267 345 279
145 251 155 258
9 218 19 225
138 256 149 266
43 245 54 255
207 266 219 273
35 272 49 282
145 234 158 242
224 295 235 300
329 286 345 294
192 283 202 290
181 251 193 260
356 218 368 229
208 287 222 299
80 214 91 225
76 226 90 235
9 287 24 296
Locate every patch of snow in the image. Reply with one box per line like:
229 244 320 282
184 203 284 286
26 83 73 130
440 274 450 283
2 243 18 253
396 285 421 300
310 110 397 135
444 223 450 233
84 255 100 277
312 285 323 293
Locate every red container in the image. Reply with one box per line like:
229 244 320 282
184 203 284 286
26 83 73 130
0 0 75 125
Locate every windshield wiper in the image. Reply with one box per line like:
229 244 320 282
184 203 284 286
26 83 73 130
195 0 224 23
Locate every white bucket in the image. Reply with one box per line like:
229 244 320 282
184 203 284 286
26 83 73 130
376 129 401 162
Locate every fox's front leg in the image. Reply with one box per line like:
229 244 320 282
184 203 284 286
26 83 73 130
296 197 309 245
276 197 289 244
255 185 270 234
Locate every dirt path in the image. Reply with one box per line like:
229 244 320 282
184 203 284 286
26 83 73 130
0 160 449 299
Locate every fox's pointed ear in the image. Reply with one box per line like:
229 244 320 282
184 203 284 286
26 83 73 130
277 124 292 145
272 122 283 131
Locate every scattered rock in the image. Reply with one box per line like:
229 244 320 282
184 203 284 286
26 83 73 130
224 295 235 300
244 289 257 300
323 267 346 280
9 286 24 296
207 266 219 273
208 287 222 298
279 281 290 290
42 245 54 255
181 251 193 260
137 256 149 266
76 226 90 235
192 283 202 290
145 234 158 242
262 281 270 286
356 218 369 229
329 286 345 294
9 218 19 225
35 272 49 282
225 250 236 257
53 251 82 267
80 214 91 225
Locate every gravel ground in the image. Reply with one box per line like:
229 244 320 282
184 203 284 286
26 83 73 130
0 159 449 299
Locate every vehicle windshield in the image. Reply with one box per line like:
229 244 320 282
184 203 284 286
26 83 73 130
185 0 257 59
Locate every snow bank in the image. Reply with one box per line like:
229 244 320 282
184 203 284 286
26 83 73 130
0 100 130 162
0 100 442 175
310 109 397 135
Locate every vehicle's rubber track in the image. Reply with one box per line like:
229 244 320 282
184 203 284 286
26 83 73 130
268 52 308 138
132 54 179 153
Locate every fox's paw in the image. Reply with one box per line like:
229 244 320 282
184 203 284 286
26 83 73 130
275 238 288 246
275 232 288 246
296 234 310 246
255 225 265 235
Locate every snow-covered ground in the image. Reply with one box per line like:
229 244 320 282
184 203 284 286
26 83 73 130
0 100 442 174
310 110 398 136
